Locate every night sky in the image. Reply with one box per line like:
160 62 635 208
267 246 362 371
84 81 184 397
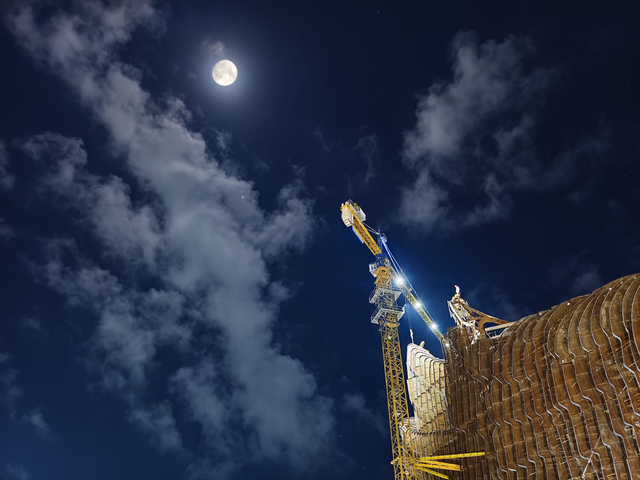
1 2 639 480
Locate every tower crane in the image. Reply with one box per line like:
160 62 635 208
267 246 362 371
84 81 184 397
340 200 485 480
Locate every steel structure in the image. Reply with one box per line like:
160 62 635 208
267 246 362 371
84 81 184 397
438 273 640 479
341 200 482 479
341 199 640 479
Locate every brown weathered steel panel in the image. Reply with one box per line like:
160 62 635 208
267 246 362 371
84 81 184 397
406 274 640 479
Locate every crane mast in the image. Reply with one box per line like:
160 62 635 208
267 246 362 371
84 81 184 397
370 247 415 480
341 200 485 480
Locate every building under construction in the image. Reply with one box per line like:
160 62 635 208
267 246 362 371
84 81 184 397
340 200 640 480
406 273 640 479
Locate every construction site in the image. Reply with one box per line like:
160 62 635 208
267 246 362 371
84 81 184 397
341 199 640 480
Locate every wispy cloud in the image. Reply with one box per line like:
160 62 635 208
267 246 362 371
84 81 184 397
21 407 52 440
354 134 378 185
129 402 183 453
201 37 226 56
541 122 611 205
0 353 23 418
548 251 603 297
8 1 334 476
3 464 29 480
398 31 610 234
0 140 14 191
1 353 52 439
312 126 334 153
21 317 44 333
0 218 14 240
571 268 603 296
341 392 386 436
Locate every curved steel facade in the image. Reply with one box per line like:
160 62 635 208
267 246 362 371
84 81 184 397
407 273 640 479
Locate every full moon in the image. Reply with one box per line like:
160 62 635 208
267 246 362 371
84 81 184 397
212 60 238 86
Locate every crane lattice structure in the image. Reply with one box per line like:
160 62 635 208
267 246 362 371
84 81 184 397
340 200 485 480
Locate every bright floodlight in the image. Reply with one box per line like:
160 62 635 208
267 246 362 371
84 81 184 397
394 276 405 286
430 323 438 330
414 301 422 309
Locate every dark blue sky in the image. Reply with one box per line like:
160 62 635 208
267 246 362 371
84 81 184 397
0 2 638 480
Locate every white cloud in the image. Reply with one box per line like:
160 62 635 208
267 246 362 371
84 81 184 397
1 355 52 439
459 173 508 228
404 33 548 167
19 132 163 269
171 358 228 445
400 32 613 235
354 134 378 185
38 242 192 390
3 464 29 480
312 126 334 153
398 169 449 233
341 392 386 436
549 251 603 297
21 407 51 439
184 458 238 480
8 1 334 475
571 268 602 296
22 317 44 333
18 133 88 194
0 218 14 240
399 32 556 233
542 123 611 205
201 37 225 56
215 129 232 152
0 353 23 418
0 140 14 191
129 402 184 453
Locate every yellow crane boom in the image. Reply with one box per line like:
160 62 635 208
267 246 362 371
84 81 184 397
341 200 443 342
341 200 416 479
340 200 484 480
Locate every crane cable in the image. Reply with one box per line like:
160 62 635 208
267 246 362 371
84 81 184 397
382 238 439 334
407 299 415 344
362 221 379 236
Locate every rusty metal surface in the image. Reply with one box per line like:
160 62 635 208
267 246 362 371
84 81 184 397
408 273 640 479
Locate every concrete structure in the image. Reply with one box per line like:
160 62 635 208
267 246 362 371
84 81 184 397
406 273 640 479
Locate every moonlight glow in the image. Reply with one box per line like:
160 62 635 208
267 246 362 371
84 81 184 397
212 59 238 86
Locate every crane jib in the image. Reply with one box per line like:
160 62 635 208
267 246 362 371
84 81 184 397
341 199 485 479
351 226 364 244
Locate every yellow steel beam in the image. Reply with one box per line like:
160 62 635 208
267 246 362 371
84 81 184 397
341 200 485 479
381 324 414 478
342 203 381 256
374 266 391 285
342 201 446 343
377 271 416 479
403 290 444 342
414 466 449 479
419 452 486 461
414 461 462 471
